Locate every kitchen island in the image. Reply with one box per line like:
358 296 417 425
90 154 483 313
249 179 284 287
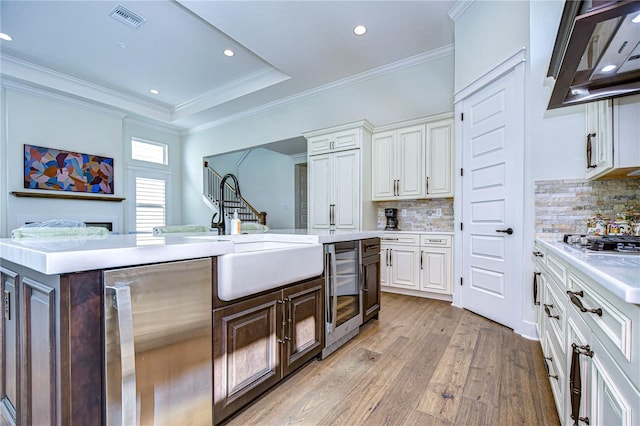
0 229 380 425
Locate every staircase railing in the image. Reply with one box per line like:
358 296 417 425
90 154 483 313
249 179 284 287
203 163 267 225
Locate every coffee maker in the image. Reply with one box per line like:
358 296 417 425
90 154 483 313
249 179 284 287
384 208 399 230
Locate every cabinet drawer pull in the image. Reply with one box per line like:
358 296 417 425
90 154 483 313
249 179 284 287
544 304 560 320
533 272 541 306
425 176 429 194
427 239 443 243
570 343 593 426
3 290 10 320
567 290 603 316
543 356 558 380
532 250 544 257
586 133 597 169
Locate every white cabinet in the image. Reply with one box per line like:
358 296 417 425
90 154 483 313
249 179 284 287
371 113 454 201
425 119 454 198
307 128 360 155
585 95 640 180
308 150 360 230
380 233 453 300
372 125 424 200
419 235 452 295
305 120 376 232
533 241 640 426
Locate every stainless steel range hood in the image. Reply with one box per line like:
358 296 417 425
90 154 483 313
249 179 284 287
547 1 640 109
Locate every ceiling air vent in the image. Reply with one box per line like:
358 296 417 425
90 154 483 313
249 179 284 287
109 5 146 29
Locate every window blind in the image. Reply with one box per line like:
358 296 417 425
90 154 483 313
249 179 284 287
135 176 166 233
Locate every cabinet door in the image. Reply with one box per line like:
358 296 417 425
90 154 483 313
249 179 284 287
282 279 323 376
585 100 613 179
589 336 640 426
380 248 391 288
419 247 451 295
308 134 333 155
371 131 396 200
213 291 282 423
361 255 380 323
397 125 424 199
333 129 360 151
21 277 56 426
389 246 419 290
333 150 360 231
0 267 19 425
308 153 333 230
425 119 453 197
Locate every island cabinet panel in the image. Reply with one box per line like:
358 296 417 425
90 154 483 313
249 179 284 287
282 279 323 376
0 260 118 426
213 277 324 425
361 238 381 323
1 267 19 425
213 291 282 423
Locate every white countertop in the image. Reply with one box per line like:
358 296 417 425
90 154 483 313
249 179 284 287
536 239 640 304
0 230 384 275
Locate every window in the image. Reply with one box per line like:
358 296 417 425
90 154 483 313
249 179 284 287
132 138 168 165
128 137 171 233
135 175 166 233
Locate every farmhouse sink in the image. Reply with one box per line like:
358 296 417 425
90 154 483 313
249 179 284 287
216 239 323 301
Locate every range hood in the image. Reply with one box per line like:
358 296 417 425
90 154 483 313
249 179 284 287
547 1 640 109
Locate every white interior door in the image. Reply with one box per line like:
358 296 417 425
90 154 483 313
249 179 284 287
460 67 523 329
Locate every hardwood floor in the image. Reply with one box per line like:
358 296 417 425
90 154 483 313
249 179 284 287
226 293 560 426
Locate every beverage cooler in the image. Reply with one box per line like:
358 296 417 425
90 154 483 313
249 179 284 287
322 240 362 358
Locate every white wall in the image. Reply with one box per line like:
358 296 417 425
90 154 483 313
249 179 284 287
2 87 125 235
182 54 455 225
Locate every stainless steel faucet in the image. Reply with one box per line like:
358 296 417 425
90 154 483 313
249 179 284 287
211 173 242 235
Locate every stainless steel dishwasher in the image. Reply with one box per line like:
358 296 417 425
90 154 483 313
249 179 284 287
103 258 212 425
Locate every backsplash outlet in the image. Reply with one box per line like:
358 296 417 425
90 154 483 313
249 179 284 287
376 199 454 231
535 178 640 239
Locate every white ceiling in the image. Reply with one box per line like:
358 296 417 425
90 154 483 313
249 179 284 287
0 0 456 130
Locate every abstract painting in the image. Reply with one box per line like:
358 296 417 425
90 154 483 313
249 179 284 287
24 144 114 194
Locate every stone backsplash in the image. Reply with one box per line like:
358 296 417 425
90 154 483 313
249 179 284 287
535 178 640 239
376 199 454 231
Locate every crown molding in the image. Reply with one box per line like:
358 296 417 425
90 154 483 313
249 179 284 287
448 0 474 21
172 67 290 121
187 44 455 134
1 53 171 121
1 78 127 119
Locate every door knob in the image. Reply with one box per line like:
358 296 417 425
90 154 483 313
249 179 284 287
496 228 513 235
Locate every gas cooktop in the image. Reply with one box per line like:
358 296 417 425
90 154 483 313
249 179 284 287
563 234 640 254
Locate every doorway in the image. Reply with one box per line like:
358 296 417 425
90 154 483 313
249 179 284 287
455 51 525 330
295 163 308 230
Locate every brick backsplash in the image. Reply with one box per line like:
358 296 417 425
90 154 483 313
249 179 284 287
376 199 454 231
535 178 640 239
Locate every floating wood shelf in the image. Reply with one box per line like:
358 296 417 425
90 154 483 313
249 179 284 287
11 191 125 202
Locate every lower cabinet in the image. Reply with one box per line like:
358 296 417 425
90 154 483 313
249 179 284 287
361 238 381 323
380 233 453 300
533 242 640 426
213 278 323 424
0 262 102 426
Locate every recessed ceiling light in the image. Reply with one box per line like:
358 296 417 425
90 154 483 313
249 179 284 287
149 89 160 95
601 64 617 73
223 49 235 57
354 25 367 36
117 41 127 49
0 33 12 41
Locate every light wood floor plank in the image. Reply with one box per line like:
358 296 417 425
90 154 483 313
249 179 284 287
226 293 560 426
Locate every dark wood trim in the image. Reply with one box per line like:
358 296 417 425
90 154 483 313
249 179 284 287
11 191 125 202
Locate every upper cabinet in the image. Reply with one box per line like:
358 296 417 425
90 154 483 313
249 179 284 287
585 95 640 180
305 120 377 232
372 113 454 201
425 119 454 198
372 125 424 200
307 128 361 155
